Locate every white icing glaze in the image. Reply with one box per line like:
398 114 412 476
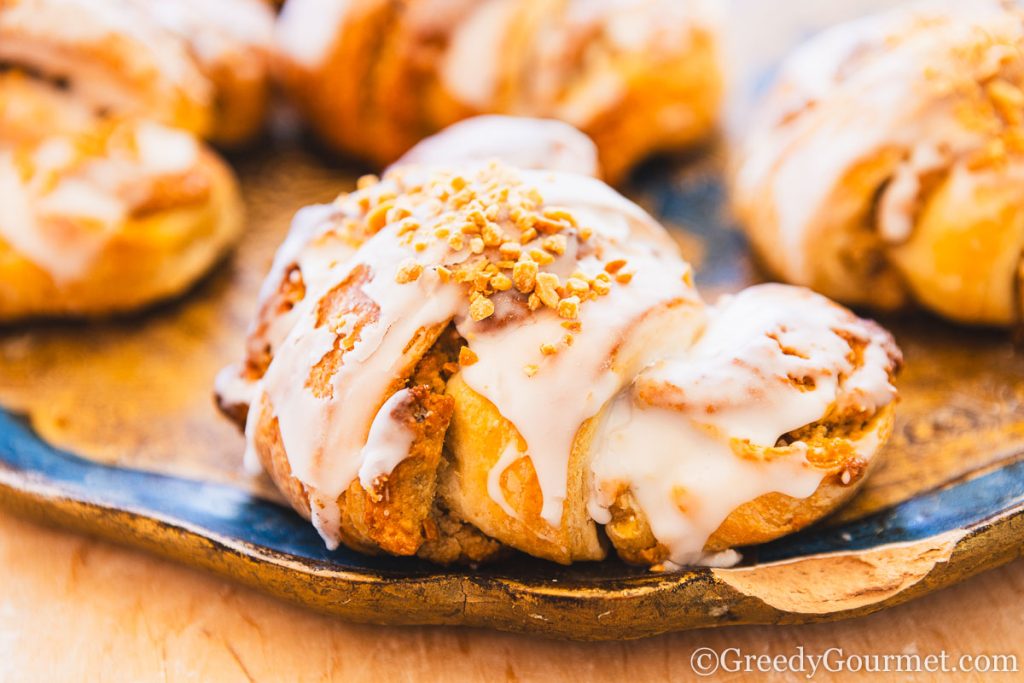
393 116 600 178
588 283 899 566
439 0 515 109
734 0 1024 282
357 388 419 489
137 0 273 67
276 0 352 69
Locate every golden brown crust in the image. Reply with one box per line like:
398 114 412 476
605 405 897 565
0 145 243 321
440 373 606 565
250 325 506 564
274 0 721 179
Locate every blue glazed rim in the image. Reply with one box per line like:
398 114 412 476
1 409 1022 582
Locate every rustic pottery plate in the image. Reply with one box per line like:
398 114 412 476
1 140 1022 640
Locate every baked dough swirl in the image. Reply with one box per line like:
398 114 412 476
217 119 902 567
275 0 722 182
733 0 1024 326
0 0 274 319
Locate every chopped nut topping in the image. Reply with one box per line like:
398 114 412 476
395 258 423 284
459 346 478 366
513 260 538 293
469 295 495 321
557 296 581 319
542 234 567 255
529 248 555 265
565 277 589 296
490 273 512 291
540 343 558 356
341 163 636 343
524 364 539 377
499 241 522 259
604 259 628 274
535 272 562 308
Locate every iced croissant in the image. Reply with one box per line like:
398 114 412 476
0 0 274 319
275 0 722 182
733 0 1024 326
216 122 902 568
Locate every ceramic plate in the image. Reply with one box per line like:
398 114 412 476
1 144 1022 639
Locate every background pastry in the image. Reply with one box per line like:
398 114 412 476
0 0 275 146
0 0 275 319
275 0 722 182
0 71 243 320
733 0 1024 326
216 121 901 567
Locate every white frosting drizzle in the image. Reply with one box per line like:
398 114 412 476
439 0 515 109
734 0 1024 282
276 0 352 69
393 115 600 178
357 388 419 489
588 284 899 565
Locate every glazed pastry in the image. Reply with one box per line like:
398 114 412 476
733 0 1024 326
0 0 275 146
275 0 722 182
0 71 243 320
216 134 901 567
0 0 263 319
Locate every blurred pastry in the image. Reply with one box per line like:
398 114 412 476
216 124 901 566
275 0 722 182
0 0 275 146
0 72 244 320
733 0 1024 326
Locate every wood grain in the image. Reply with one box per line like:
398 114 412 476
0 510 1020 682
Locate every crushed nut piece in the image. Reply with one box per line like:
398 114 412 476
499 241 522 259
490 273 512 291
604 259 628 274
557 296 581 319
459 346 479 366
469 296 495 321
513 260 538 293
542 234 567 255
535 272 562 308
395 258 423 284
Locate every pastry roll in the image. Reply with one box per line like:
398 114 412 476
733 0 1024 326
217 144 901 567
275 0 722 182
0 72 244 320
0 0 274 146
0 0 274 319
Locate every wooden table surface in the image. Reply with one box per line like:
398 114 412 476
0 510 1020 682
